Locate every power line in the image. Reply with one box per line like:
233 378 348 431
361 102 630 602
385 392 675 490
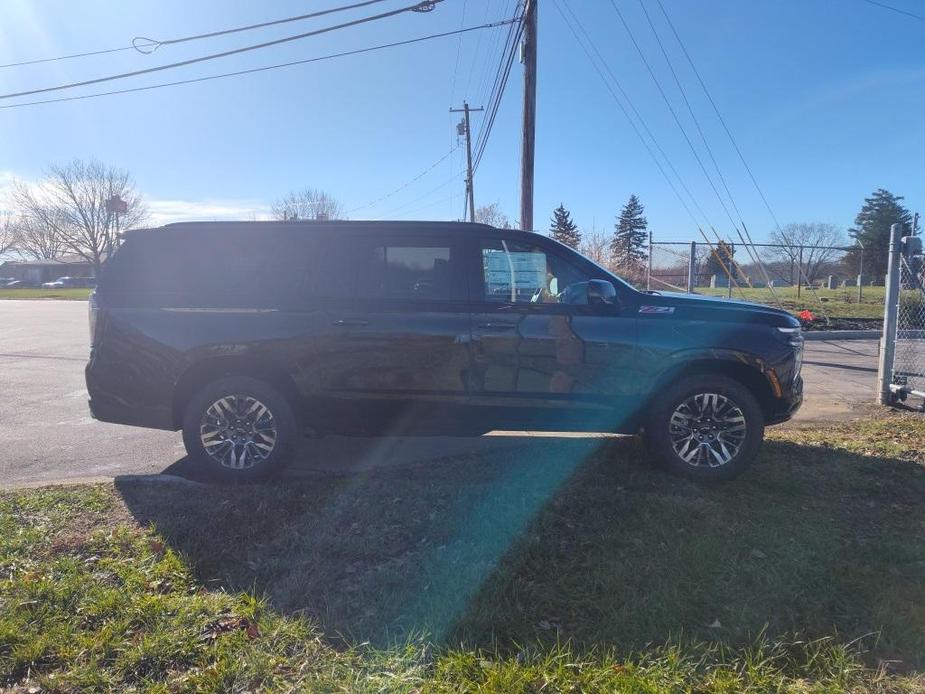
634 0 763 290
0 0 396 70
636 0 742 225
448 0 469 103
471 2 522 165
393 189 461 218
858 0 925 22
606 0 783 307
557 1 709 233
0 20 516 110
554 1 751 300
471 0 517 106
347 146 459 214
471 5 524 171
607 0 738 235
0 43 154 70
0 0 443 101
375 173 465 218
553 2 691 221
653 0 831 319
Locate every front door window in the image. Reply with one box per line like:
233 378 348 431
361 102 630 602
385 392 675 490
480 238 593 305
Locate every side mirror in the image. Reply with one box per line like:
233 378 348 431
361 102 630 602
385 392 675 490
587 279 617 306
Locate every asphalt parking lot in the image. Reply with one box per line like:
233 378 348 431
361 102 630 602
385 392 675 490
0 300 880 489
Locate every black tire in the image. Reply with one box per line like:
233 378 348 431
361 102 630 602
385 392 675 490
644 374 764 481
182 376 298 482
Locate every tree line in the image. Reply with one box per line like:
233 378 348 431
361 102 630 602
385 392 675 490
3 158 913 285
1 159 346 277
534 187 913 286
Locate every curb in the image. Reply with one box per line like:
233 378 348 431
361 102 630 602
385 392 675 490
803 330 881 341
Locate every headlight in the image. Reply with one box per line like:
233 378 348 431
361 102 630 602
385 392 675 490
776 327 803 382
792 340 803 382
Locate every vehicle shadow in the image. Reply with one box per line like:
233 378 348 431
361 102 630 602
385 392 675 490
114 432 620 643
114 435 925 666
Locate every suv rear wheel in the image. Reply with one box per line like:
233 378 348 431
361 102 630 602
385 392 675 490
182 376 297 481
645 374 764 481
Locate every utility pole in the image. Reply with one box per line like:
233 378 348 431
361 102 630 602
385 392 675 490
519 0 537 231
450 102 483 223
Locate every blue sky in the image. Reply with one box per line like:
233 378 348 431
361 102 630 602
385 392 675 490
0 0 922 241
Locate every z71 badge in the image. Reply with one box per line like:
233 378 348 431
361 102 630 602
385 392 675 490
638 305 675 314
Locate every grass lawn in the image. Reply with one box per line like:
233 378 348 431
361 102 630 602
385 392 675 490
2 412 925 691
697 285 886 320
0 287 91 300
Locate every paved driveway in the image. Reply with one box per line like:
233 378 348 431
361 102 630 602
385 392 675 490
0 300 879 489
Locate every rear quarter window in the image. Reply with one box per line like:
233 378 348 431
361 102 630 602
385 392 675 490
100 229 319 309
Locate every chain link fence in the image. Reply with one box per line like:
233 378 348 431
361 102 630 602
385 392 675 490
648 239 871 296
647 238 886 329
892 252 925 400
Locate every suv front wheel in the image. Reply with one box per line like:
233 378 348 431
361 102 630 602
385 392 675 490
645 374 764 481
182 376 298 482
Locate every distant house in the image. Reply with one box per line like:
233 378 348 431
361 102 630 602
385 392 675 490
0 255 94 284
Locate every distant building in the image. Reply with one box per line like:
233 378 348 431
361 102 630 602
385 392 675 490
0 255 94 284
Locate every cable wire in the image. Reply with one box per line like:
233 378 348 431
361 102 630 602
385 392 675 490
471 2 523 167
0 20 515 110
0 0 396 70
858 0 925 22
471 5 524 171
654 0 831 319
140 0 397 53
448 0 469 103
0 0 443 101
347 146 459 214
607 0 782 307
0 43 154 70
375 174 465 218
553 0 749 300
557 2 708 233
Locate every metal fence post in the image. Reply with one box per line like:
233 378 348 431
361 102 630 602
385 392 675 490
857 242 864 303
877 223 904 404
796 245 803 298
686 240 696 293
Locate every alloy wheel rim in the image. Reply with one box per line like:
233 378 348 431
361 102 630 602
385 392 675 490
669 392 747 467
200 394 277 469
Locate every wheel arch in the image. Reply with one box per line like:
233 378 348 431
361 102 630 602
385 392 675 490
172 355 302 429
646 356 778 420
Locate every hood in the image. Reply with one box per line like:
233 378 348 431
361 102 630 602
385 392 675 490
634 290 800 328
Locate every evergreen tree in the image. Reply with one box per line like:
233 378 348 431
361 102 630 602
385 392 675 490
611 195 648 269
846 189 912 279
549 203 581 248
704 240 736 279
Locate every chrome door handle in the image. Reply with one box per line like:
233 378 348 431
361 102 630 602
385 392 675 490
333 319 369 327
477 322 515 330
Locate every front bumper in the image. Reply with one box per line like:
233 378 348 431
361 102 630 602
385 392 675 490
766 374 803 425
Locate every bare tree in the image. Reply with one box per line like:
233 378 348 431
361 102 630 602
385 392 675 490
579 229 610 268
7 209 67 260
0 213 17 257
474 202 512 229
769 222 845 285
13 159 147 275
272 188 342 221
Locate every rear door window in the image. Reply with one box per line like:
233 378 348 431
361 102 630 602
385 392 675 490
356 237 465 302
